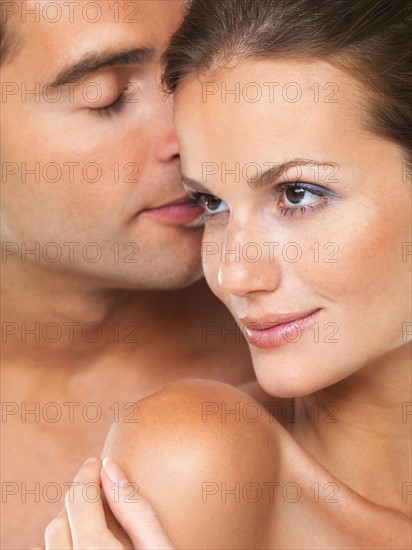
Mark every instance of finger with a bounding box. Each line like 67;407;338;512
101;457;174;550
44;508;72;549
65;457;122;549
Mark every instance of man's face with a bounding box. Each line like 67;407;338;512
1;0;204;289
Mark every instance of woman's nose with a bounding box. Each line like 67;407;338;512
217;236;282;298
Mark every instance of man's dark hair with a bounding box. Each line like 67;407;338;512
1;0;20;65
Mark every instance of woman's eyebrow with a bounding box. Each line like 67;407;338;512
249;159;338;189
48;46;155;88
182;175;211;194
182;159;338;192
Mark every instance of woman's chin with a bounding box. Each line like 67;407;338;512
253;356;340;399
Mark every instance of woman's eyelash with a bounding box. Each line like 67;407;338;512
186;192;217;220
187;192;207;207
279;199;329;216
273;181;333;216
274;181;329;198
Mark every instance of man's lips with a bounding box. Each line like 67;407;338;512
239;308;321;348
139;196;204;224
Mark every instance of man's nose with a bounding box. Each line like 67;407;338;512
217;232;282;298
154;100;180;163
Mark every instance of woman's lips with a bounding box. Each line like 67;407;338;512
140;199;204;225
241;309;321;349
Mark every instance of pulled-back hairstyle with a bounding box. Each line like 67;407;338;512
162;0;411;153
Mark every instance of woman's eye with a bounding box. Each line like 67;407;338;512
276;182;332;215
282;186;321;207
187;192;228;218
203;195;229;215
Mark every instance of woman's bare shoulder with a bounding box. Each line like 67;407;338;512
102;379;411;549
102;378;279;549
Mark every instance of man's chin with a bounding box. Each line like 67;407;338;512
144;261;204;291
99;253;204;291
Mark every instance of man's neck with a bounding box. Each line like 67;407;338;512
2;261;248;374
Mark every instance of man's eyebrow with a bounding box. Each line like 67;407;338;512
182;159;338;193
49;47;155;88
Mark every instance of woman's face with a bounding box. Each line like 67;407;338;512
174;59;411;397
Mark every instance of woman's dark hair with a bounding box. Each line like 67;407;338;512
162;0;411;153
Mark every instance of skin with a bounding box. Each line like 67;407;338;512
46;57;411;548
46;380;411;549
176;59;411;519
0;1;254;547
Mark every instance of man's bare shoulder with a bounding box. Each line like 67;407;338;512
103;378;279;549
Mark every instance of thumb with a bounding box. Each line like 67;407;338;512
101;457;174;550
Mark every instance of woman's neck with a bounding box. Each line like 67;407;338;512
292;341;412;518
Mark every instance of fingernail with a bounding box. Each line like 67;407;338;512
102;456;129;487
83;456;98;465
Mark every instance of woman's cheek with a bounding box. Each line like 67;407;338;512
202;247;223;297
304;200;410;350
202;225;227;301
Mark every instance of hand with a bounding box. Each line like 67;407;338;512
45;456;174;549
